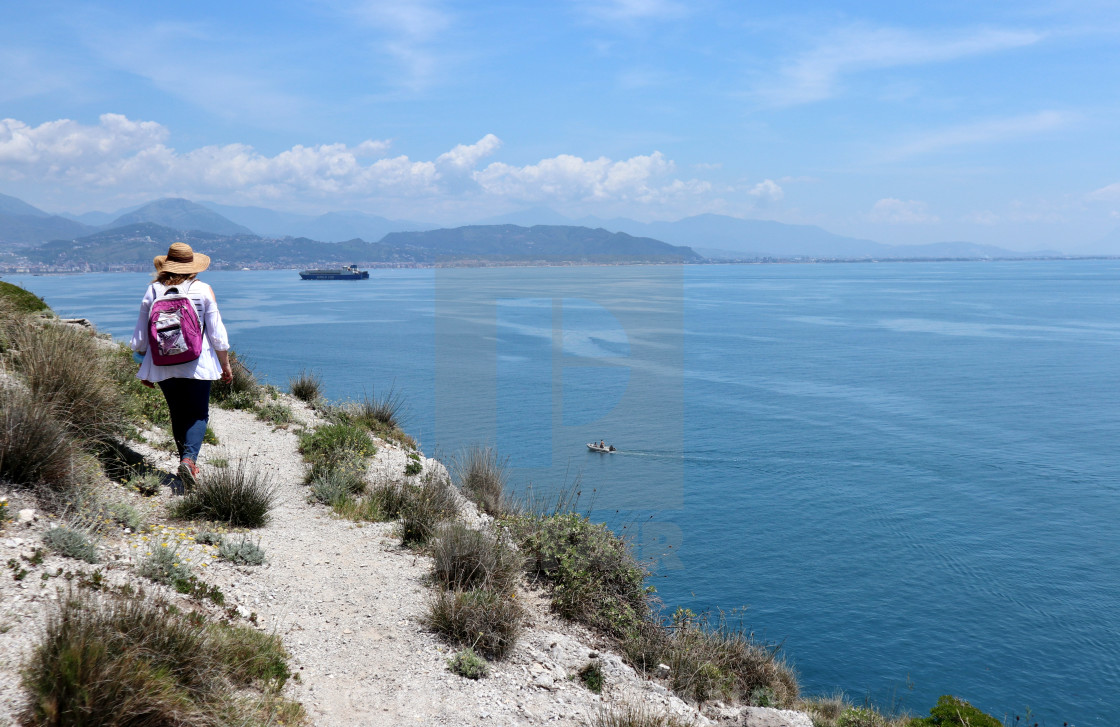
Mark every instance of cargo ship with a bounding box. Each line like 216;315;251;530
299;265;370;280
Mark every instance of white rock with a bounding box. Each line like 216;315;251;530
736;706;814;727
17;509;36;524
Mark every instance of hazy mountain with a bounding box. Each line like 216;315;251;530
381;224;701;261
21;222;698;268
290;211;433;243
61;209;133;226
110;198;254;236
198;202;315;237
0;193;95;249
0;192;50;218
200;202;433;241
476;207;581;227
24;223;410;268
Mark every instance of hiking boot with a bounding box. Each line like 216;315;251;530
178;458;199;492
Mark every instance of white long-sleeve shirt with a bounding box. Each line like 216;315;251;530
130;280;230;383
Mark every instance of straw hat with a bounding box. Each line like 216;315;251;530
154;242;210;274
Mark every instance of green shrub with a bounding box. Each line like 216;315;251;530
255;401;293;426
0;387;83;493
453;446;508;516
138;541;193;587
423;588;524;659
210;351;259;409
299;422;376;469
288;369;322;403
512;511;649;638
447;648;489;679
125;469;163;496
908;696;1002;727
219;536;266;566
578;661;604;693
42;526;98;563
0;281;49;313
399;473;460;547
309;473;357;509
170;459;277;528
404;452;423;477
20;587;298;726
430;522;521;592
331;392;417;449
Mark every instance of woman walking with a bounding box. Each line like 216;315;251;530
130;242;233;490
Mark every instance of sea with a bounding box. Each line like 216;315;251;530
7;259;1119;726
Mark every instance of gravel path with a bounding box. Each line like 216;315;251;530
1;391;811;727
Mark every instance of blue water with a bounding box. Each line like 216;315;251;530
8;260;1119;726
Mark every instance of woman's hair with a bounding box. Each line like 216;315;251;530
153;272;198;286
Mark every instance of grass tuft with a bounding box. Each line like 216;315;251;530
399;472;460;547
20;587;297;726
42;525;98;563
4;316;124;446
170;459;277;528
622;609;798;707
0;387;83;494
590;703;698;727
423;588;524;660
447;647;489;680
218;536;266;566
288;369;323;403
429;522;521;592
453;446;508;517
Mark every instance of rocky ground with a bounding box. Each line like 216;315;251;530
0;390;812;727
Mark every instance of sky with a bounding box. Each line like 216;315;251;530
2;0;1120;251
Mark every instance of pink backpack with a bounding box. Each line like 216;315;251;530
148;281;204;366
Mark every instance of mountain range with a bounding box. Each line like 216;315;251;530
0;192;1111;263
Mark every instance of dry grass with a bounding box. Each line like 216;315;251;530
623;609;798;707
590;703;698;727
429;522;522;592
399;472;460;547
20;587;298;726
4;316;124;446
453;446;509;517
423;588;524;660
0;386;86;495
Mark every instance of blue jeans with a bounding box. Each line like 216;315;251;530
158;379;212;462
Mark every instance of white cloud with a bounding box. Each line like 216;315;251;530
869;198;939;224
0;115;718;217
759;25;1042;106
327;0;453;90
472;151;709;204
436;134;502;172
1088;182;1120;203
748;179;783;202
883;110;1072;161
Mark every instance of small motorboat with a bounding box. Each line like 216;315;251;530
587;442;616;453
